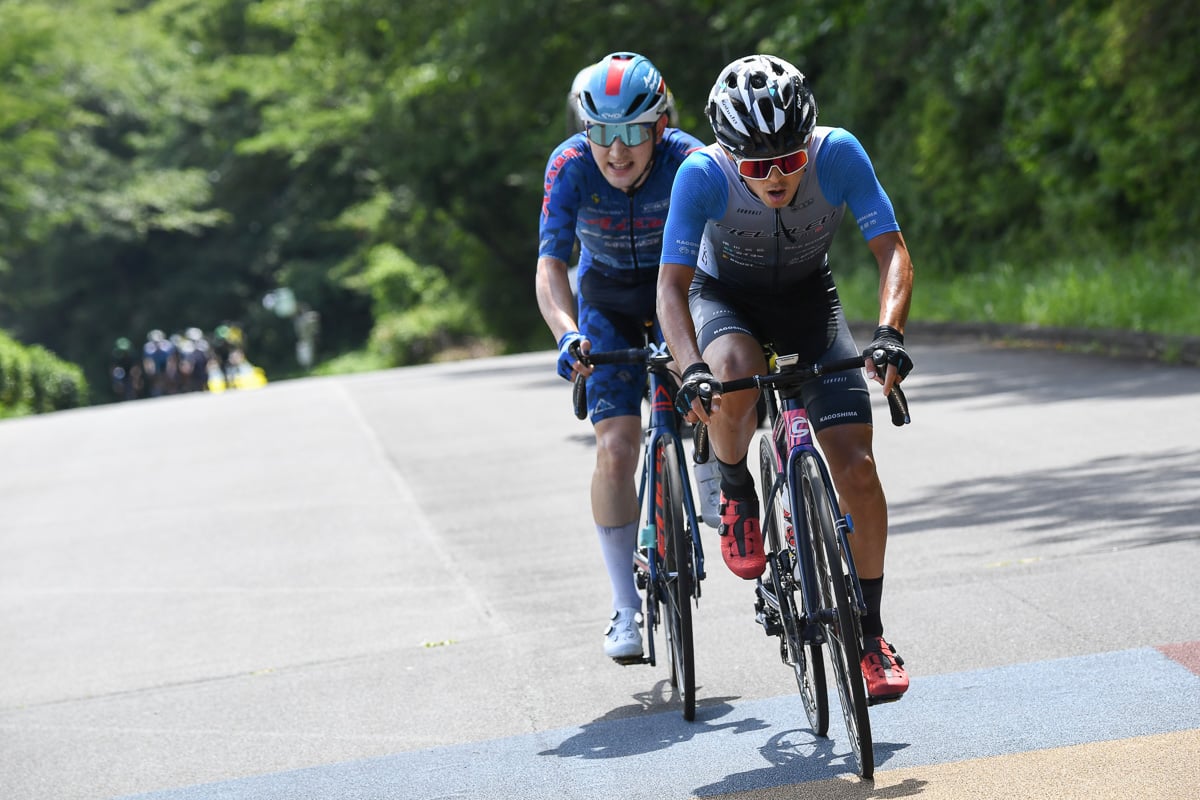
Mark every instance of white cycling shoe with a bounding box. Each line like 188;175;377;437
604;607;644;661
693;458;722;528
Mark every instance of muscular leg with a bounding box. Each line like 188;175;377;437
815;422;887;579
819;421;908;694
700;334;771;579
590;414;643;612
701;332;767;469
590;415;641;526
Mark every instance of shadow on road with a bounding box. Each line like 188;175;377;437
539;683;920;796
694;729;918;797
913;344;1200;406
891;448;1200;550
538;684;768;760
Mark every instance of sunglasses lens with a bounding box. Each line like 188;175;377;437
586;123;651;147
737;148;809;179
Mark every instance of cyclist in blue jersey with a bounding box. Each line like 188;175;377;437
536;52;713;663
657;54;913;701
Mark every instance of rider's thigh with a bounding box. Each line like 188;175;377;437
702;331;765;380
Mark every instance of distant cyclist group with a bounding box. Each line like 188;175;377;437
537;50;915;707
109;324;254;401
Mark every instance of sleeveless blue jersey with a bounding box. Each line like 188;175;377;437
661;127;900;290
539;129;704;284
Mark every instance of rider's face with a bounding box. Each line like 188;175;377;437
726;148;807;209
588;119;662;192
740;163;806;209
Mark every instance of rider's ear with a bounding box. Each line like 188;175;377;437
655;115;667;142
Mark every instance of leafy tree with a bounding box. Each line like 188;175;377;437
0;0;1196;405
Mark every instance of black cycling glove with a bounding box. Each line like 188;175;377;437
866;325;914;379
675;362;720;416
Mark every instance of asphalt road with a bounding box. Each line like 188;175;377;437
1;341;1198;799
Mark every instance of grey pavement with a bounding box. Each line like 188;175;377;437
1;341;1198;799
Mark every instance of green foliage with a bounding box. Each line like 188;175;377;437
0;0;1197;410
836;247;1198;338
0;331;89;417
348;244;485;367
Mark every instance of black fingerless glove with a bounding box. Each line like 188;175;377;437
675;362;720;416
866;325;914;379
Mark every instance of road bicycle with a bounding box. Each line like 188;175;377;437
570;334;707;721
695;351;909;777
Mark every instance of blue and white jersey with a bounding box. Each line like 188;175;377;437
661;127;900;290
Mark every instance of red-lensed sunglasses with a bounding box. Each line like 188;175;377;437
735;147;809;180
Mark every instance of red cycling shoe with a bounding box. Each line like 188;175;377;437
861;635;909;701
718;494;765;579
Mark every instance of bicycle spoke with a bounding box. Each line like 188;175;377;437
802;452;873;778
758;436;828;736
655;437;695;721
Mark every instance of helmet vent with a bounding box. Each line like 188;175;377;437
626;93;649;117
755;97;780;132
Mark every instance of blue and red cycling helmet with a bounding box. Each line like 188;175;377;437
577;52;670;125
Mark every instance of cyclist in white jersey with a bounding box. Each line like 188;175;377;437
657;54;913;701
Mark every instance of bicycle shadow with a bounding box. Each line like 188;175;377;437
538;683;915;796
693;729;917;797
538;682;769;760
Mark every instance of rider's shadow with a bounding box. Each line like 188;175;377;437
693;729;916;796
538;681;770;760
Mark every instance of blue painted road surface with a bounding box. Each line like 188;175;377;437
118;643;1200;800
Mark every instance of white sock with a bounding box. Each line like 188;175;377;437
596;522;641;611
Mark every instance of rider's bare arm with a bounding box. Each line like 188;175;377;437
535;255;579;343
865;231;914;394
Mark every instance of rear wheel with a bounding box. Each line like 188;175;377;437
800;452;873;778
759;437;828;736
655;436;696;721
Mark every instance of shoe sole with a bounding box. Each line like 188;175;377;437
611;653;646;666
867;690;906;705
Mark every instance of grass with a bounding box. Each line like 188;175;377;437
312;248;1200;377
836;248;1199;339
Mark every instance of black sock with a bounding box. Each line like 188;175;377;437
860;575;884;640
717;456;754;500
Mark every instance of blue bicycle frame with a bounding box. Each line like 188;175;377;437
634;342;707;595
766;395;867;632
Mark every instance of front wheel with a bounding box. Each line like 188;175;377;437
800;451;873;778
759;436;827;736
655;436;696;721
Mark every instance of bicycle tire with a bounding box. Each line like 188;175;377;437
758;436;828;736
799;451;873;778
654;435;696;721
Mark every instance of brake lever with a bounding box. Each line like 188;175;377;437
869;348;911;427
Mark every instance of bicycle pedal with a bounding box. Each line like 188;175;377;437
612;653;647;667
867;692;905;706
755;611;783;637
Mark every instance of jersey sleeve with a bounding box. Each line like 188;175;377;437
815;128;901;242
661;150;729;268
663;127;706;159
538;138;589;262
